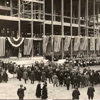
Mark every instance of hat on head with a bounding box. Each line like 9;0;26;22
20;85;23;87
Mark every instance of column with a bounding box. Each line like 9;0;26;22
10;0;13;16
78;0;81;57
18;0;21;36
23;1;25;18
85;0;88;57
31;2;34;57
18;0;21;57
61;0;64;59
70;0;73;58
51;0;54;62
78;0;81;36
43;0;45;56
97;4;100;54
93;0;95;55
43;0;45;36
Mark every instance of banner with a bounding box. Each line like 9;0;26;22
90;37;95;51
64;36;71;51
0;37;5;56
7;37;24;47
24;38;33;55
54;36;62;52
80;37;88;50
96;37;100;51
46;38;52;55
43;36;49;54
74;36;80;51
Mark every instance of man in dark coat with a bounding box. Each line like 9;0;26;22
2;71;8;82
59;73;64;86
42;82;48;99
72;87;80;100
17;69;23;81
66;76;70;90
87;85;95;99
36;82;41;98
17;85;26;100
37;70;41;81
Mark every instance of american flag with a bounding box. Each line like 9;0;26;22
90;37;95;51
96;37;100;51
24;38;33;55
74;36;80;51
54;36;62;52
43;36;49;54
64;36;71;51
0;37;5;56
80;37;88;50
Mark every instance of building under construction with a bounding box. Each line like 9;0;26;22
0;0;100;60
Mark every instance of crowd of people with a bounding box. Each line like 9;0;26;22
0;59;99;99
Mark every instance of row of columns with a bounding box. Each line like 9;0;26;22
17;0;97;60
50;0;97;61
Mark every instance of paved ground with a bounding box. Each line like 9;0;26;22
0;77;100;99
0;65;100;99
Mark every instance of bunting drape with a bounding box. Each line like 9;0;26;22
43;36;50;54
7;37;24;47
64;36;71;51
74;36;80;51
54;36;62;52
90;37;95;51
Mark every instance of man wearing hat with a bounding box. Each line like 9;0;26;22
87;84;95;99
72;87;80;100
17;85;26;100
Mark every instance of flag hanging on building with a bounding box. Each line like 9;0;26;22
0;37;6;56
7;37;24;48
64;36;71;51
54;36;62;52
74;36;80;51
90;37;95;51
43;36;49;54
96;37;100;51
80;37;88;50
24;38;33;55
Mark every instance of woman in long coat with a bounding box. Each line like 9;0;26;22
42;83;48;99
36;82;41;98
23;70;28;84
29;71;35;84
